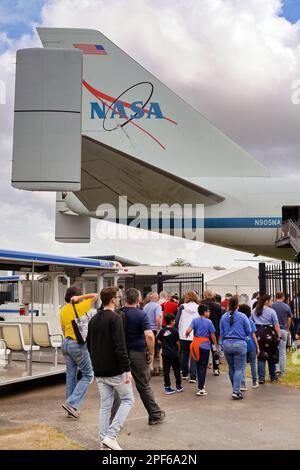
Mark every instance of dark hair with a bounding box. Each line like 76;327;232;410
255;294;271;317
214;294;221;303
229;296;239;325
165;313;175;325
125;288;140;305
100;287;118;307
118;285;124;290
65;286;82;303
275;291;285;300
252;291;260;299
239;303;251;318
198;304;209;316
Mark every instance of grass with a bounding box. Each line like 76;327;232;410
0;424;85;450
277;351;300;388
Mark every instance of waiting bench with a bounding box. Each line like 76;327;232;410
32;322;63;366
0;321;63;366
0;323;40;371
0;338;11;368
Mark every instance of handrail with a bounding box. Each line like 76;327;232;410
276;219;300;254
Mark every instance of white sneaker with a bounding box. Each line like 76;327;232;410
196;389;208;396
102;436;123;451
213;369;220;376
240;382;248;391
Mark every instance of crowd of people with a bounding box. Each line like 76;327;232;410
59;285;298;451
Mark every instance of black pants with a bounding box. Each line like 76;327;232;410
162;355;181;388
196;348;210;390
129;350;162;420
211;335;220;371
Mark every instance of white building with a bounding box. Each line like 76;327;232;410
120;265;259;300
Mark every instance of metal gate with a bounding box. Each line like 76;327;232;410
158;272;204;299
259;261;300;333
124;271;204;300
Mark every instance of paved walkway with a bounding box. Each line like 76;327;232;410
0;371;299;450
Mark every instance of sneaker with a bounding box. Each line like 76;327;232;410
181;376;188;380
271;377;279;383
176;385;184;393
148;410;166;425
213;369;220;376
240;382;247;391
258;380;265;384
189;378;197;383
164;386;176;395
102;436;122;451
196;389;208;396
252;381;259;388
232;392;243;400
62;402;80;418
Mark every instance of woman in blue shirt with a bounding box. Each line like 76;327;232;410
251;294;280;384
220;296;251;399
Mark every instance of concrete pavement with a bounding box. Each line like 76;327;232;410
0;370;299;450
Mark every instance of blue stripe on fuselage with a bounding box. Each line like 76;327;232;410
114;217;282;228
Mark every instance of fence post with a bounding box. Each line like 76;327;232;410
259;263;266;295
157;272;163;293
282;261;287;296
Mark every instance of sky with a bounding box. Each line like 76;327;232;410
0;0;300;268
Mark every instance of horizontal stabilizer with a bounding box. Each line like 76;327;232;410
71;136;225;213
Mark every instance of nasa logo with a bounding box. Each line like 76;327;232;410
90;100;164;120
83;79;177;149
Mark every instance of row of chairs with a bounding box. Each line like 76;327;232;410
0;322;63;371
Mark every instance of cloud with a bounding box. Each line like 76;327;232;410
0;0;299;266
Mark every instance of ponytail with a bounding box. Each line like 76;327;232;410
229;295;239;325
255;294;271;317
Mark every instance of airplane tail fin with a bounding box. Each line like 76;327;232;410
37;27;270;179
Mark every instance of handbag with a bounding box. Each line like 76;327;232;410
71;302;93;344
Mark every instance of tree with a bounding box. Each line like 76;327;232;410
169;258;192;267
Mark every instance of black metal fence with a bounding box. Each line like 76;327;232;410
123;271;204;300
259;261;300;334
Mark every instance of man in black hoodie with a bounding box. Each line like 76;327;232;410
87;287;134;451
201;290;222;376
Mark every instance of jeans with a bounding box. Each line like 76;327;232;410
258;359;276;382
162;355;181;388
62;338;94;409
196;348;210;390
129;350;162;420
96;374;134;441
180;340;196;380
279;329;288;375
223;340;247;393
242;349;257;383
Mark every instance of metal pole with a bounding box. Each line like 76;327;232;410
258;263;266;295
28;262;35;376
282;261;288;297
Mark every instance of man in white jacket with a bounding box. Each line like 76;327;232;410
175;291;200;383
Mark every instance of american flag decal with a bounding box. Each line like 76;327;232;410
73;44;107;55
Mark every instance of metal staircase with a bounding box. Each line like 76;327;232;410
276;219;300;260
